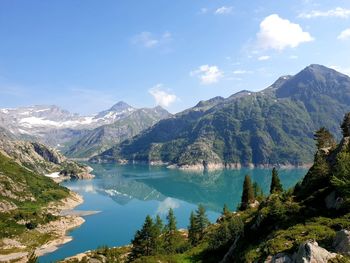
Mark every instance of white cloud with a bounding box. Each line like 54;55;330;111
132;31;172;48
190;65;223;85
233;70;253;74
338;28;350;40
156;197;180;215
289;55;298;59
148;84;177;107
215;6;233;15
299;7;350;19
257;14;314;51
258;55;270;61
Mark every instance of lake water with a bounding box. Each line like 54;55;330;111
39;164;307;262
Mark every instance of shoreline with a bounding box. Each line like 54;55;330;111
90;159;312;172
0;192;87;263
36;192;86;257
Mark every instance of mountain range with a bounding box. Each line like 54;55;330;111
0;102;170;158
91;65;350;170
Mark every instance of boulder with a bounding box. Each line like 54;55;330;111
325;191;344;210
265;253;292;263
294;241;337;263
249;200;260;209
333;230;350;255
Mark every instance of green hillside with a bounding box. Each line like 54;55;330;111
0;151;69;250
92;65;350;169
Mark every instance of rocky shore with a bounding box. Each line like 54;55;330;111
0;192;86;263
167;162;312;172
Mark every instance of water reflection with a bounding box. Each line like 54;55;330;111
87;164;307;212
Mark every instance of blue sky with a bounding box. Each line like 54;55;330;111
0;0;350;115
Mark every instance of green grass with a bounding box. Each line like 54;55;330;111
0;151;71;253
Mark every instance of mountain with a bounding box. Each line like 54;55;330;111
0;127;91;179
0;148;85;261
95;101;135;119
61;114;350;262
91;65;350;169
0;151;70;213
65;106;170;158
0;101;167;151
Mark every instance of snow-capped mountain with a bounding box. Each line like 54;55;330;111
0;101;136;133
94;101;136;121
0;102;169;149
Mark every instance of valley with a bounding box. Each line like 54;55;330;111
1;64;350;263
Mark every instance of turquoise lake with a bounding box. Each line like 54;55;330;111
39;164;307;262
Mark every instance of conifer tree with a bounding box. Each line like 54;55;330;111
154;214;164;236
188;211;197;245
166;208;177;232
130;215;157;260
164;208;178;252
341;112;350;137
154;214;164;253
314;127;336;149
240;175;254;210
195;205;209;239
270;168;283;194
188;205;210;246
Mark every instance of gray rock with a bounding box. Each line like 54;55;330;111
265;253;292;263
333;230;350;255
294;241;337;263
325;191;344;210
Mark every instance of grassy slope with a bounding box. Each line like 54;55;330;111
0;152;69;254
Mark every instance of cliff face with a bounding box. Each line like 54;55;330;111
0;128;91;179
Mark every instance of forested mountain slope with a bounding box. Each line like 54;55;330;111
92;65;350;169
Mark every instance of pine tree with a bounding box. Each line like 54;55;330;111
129;215;157;260
314;127;336;149
332;151;350;196
195;205;209;240
154;214;164;236
164;208;178;252
270;168;283;194
341;112;350;137
188;211;197;246
188;205;210;246
240;175;254;210
154;214;164;253
166;208;177;232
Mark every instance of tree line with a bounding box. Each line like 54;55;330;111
129;167;285;261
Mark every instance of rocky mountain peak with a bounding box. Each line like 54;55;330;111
109;101;134;112
275;64;350;100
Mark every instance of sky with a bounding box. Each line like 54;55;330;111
0;0;350;115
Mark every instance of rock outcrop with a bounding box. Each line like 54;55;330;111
265;241;339;263
0;128;93;180
333;230;350;256
265;253;292;263
294;241;337;263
